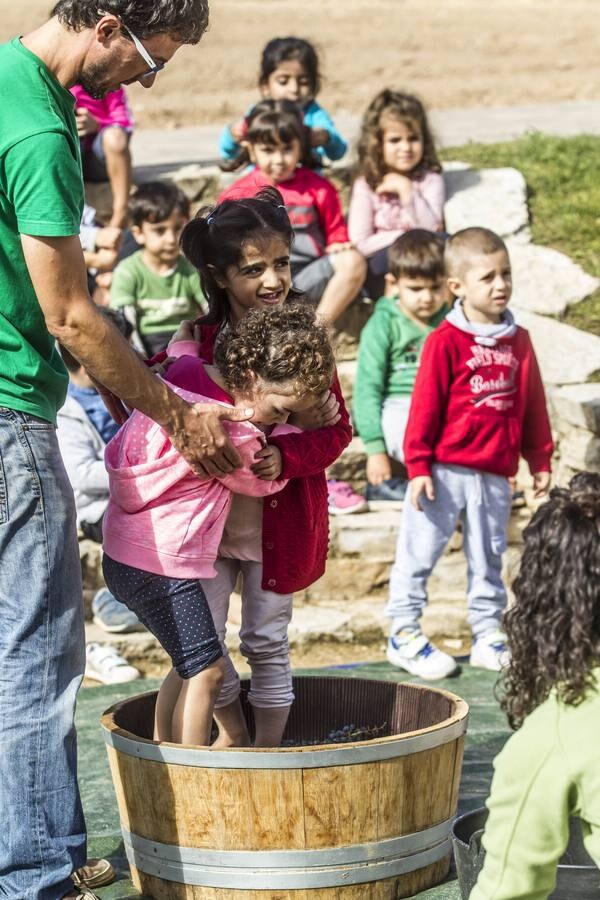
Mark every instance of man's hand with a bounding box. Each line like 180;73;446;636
289;389;340;430
410;475;435;511
251;444;283;480
533;471;551;498
75;107;100;138
95;227;123;252
367;452;392;486
171;403;254;477
376;172;413;202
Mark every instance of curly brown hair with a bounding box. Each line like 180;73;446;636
355;89;441;191
213;304;334;400
500;472;600;730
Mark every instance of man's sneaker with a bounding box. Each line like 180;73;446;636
73;858;116;890
366;477;407;503
92;588;143;633
470;630;510;671
85;643;141;685
387;630;459;680
327;479;368;515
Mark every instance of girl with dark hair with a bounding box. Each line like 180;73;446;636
166;188;353;744
472;472;600;898
219;35;347;167
218;102;366;325
348;89;445;300
103;302;336;748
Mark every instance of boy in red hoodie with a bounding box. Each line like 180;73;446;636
386;227;553;679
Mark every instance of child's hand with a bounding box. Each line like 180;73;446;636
376;172;413;202
230;118;247;142
367;453;392;486
92;247;119;273
75;107;100;138
171;319;202;344
326;241;354;254
289;390;340;430
251;444;283;480
309;127;330;148
533;471;551;498
410;475;435;511
95;227;123;252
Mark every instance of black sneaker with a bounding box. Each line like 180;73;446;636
365;478;407;502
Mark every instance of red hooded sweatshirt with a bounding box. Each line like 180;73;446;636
404;306;553;480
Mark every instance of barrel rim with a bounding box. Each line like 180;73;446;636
100;680;469;768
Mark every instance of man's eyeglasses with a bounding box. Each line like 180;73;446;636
120;21;165;79
98;11;165;80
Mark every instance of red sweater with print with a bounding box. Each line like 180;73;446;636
219;167;349;269
167;325;352;594
404;320;553;479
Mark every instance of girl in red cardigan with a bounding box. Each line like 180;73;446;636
174;187;352;747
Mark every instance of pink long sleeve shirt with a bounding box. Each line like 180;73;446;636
103;356;291;580
348;171;445;257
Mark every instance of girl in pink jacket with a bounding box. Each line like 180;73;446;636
102;304;334;747
348;89;446;301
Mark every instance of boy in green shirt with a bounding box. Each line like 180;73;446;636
111;181;206;355
353;229;447;501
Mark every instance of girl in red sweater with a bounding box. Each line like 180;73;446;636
174;187;352;746
219;99;366;325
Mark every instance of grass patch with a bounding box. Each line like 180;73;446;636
441;133;600;337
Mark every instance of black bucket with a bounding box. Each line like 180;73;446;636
452;807;600;899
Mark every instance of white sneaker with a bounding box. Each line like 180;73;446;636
85;642;141;685
470;630;510;672
386;630;459;680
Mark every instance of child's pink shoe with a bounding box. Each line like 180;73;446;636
327;479;368;515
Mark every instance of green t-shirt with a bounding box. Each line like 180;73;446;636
0;38;83;424
110;251;206;335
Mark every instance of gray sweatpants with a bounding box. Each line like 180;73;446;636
381;395;412;463
386;464;512;638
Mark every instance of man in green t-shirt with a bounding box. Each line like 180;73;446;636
0;4;254;899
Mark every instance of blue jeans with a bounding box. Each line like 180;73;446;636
0;409;86;899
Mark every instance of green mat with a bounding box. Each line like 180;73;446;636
78;661;510;899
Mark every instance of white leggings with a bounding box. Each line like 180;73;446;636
201;558;294;709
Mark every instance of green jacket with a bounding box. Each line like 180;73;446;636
352;298;447;455
471;667;600;900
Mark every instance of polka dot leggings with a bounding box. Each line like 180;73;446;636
103;555;223;679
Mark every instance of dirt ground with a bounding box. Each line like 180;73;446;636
5;1;600;130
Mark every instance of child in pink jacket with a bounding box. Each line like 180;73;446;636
71;85;134;229
102;304;335;747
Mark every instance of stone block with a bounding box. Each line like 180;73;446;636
327;436;367;485
508;241;599;316
550;383;600;435
557;427;600;472
332;297;374;360
512;309;600;385
443;164;530;241
337;359;356;407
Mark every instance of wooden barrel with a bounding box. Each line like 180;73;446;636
101;676;468;899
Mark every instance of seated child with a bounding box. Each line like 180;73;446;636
353;230;447;503
348;89;445;301
71;84;134;229
219;36;347;168
471;473;600;899
110;181;206;356
219;99;366;324
386;227;553;679
102;303;336;746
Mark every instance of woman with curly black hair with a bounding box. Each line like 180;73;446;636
471;472;600;899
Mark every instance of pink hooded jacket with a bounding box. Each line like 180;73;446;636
103;374;292;580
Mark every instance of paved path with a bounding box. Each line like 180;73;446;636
131;100;600;173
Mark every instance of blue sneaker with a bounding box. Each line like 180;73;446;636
366;477;407;502
92;588;143;634
387;629;459;680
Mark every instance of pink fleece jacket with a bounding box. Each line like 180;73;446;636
103;365;292;579
70;85;134;150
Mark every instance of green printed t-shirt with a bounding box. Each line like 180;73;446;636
110;251;206;335
0;38;83;424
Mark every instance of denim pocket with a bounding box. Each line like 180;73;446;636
17;411;55;431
